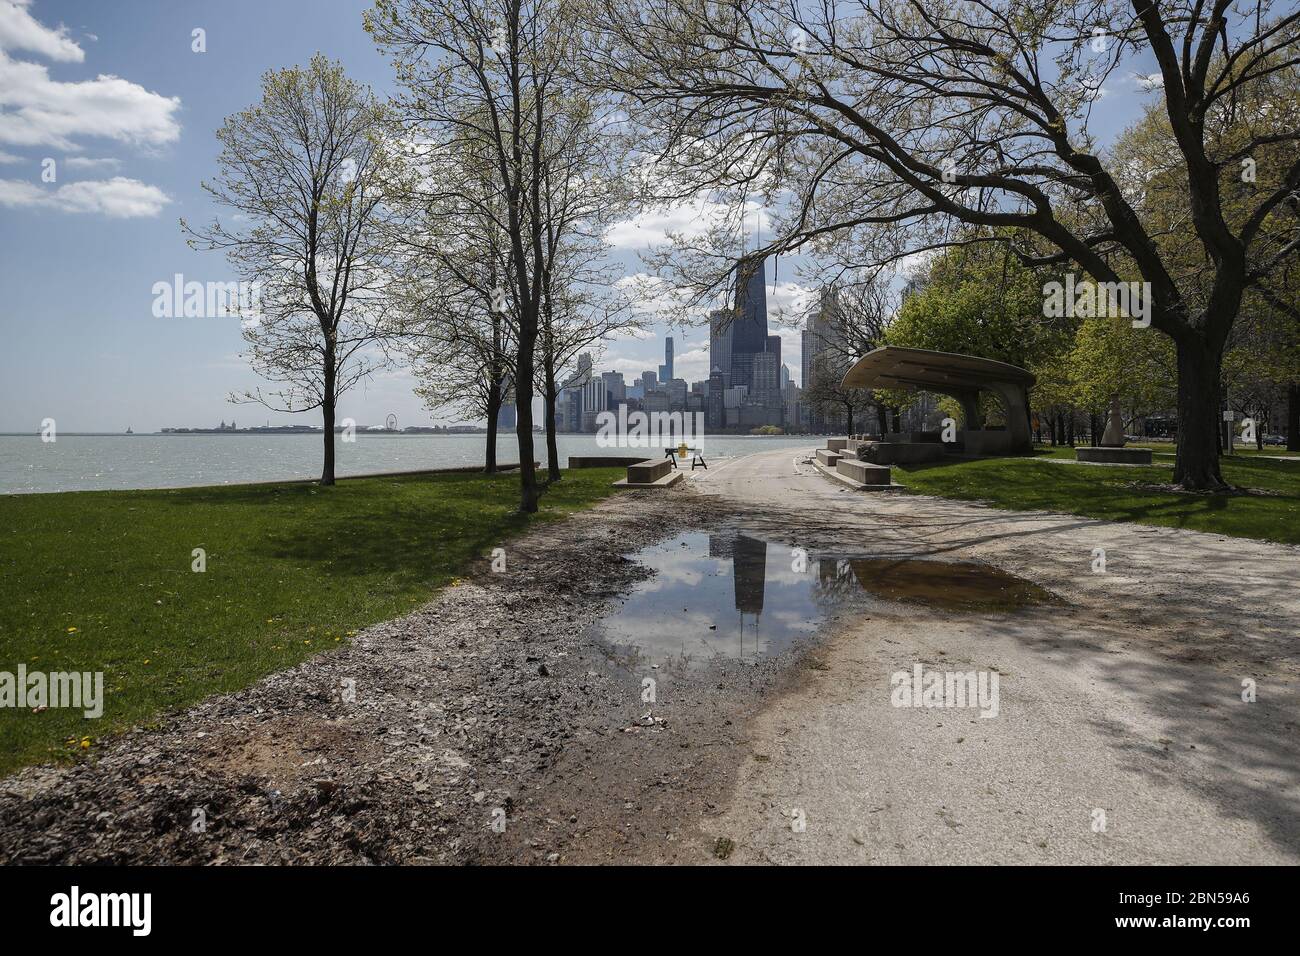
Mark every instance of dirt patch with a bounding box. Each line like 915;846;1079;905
0;488;805;865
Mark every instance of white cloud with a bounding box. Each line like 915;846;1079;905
605;196;773;250
0;175;169;216
0;0;84;62
1134;72;1164;91
0;3;181;151
767;280;816;326
0;52;182;149
615;272;715;325
0;174;39;204
64;155;119;171
671;345;710;383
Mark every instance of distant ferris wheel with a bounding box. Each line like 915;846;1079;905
385;413;398;432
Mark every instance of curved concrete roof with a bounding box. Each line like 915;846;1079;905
841;346;1036;392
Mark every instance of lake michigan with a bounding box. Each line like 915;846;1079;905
0;433;819;494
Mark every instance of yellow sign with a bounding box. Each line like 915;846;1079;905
677;442;689;458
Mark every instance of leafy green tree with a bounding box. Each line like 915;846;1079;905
1067;314;1176;436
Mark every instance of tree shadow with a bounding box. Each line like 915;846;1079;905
723;500;1300;854
157;474;529;582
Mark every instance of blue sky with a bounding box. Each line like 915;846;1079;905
0;0;1160;432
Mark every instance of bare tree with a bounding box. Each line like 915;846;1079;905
801;280;893;432
588;0;1300;489
370;0;593;512
803;350;874;434
385;133;519;471
183;55;395;485
396;274;518;471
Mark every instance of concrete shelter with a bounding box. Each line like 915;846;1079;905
841;346;1036;454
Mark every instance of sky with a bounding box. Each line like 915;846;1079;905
0;0;1160;433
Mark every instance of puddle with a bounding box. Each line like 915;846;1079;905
591;531;1054;670
818;557;1057;611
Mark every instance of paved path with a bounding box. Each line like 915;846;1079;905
686;448;1300;864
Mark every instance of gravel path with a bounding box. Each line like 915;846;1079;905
689;448;1300;864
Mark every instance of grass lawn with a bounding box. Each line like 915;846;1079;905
0;468;621;776
895;447;1300;545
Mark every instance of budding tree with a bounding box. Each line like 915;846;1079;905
183;55;396;485
386;133;519;472
370;0;605;512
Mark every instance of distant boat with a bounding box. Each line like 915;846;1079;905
125;426;134;434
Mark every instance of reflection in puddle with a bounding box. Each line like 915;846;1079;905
592;531;1054;671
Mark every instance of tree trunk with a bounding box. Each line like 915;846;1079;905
1288;383;1299;451
890;407;901;432
544;381;560;483
1172;335;1227;490
875;404;888;438
515;326;540;514
320;352;336;486
484;378;501;474
844;402;854;435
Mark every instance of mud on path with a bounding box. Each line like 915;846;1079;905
0;488;811;865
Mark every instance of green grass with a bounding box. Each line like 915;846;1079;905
895;447;1300;544
0;468;621;776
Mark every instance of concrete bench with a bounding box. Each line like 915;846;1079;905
1076;447;1152;465
626;458;674;483
837;458;892;485
857;442;946;465
815;448;844;467
569;456;650;469
826;438;849;452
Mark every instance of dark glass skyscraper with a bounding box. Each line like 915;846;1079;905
728;260;769;389
732;259;769;354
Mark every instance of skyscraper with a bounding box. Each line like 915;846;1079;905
732;260;770;355
801;287;845;433
709;309;732;387
658;336;674;383
727;259;770;390
707;256;787;430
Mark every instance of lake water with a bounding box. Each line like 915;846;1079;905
0;433;820;494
